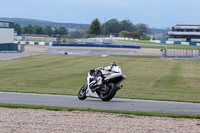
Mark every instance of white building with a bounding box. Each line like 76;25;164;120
0;20;17;51
167;25;200;42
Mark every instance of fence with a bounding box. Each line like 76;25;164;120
78;38;113;44
161;49;200;57
151;39;200;46
52;43;141;49
87;37;138;44
14;41;53;46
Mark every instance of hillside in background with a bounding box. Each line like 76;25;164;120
0;17;169;38
0;17;89;30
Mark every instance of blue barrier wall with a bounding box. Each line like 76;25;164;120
189;42;196;46
15;41;51;46
34;42;39;45
160;41;166;44
0;43;18;51
52;43;140;49
174;41;181;44
151;40;200;46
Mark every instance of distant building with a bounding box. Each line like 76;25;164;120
15;34;54;42
21;34;49;40
167;25;200;42
0;20;18;51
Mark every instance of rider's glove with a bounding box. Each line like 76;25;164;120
89;69;95;75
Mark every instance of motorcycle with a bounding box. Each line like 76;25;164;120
78;66;126;101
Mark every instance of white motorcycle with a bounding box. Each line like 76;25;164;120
78;66;126;101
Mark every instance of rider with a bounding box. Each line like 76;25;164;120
89;62;118;89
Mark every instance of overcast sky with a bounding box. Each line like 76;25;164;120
0;0;199;28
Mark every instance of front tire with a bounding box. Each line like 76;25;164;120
100;83;117;101
78;84;87;100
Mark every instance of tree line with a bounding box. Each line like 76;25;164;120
88;18;150;39
14;23;68;36
14;18;150;39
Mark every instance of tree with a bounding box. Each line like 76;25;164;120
14;23;22;35
53;27;59;36
134;23;149;38
32;25;43;34
88;18;101;35
70;30;81;38
43;25;53;36
120;19;133;32
135;28;144;37
102;19;121;35
119;31;130;37
119;31;140;39
58;26;68;36
135;23;149;35
22;24;33;34
70;29;88;38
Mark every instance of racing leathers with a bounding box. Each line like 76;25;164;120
89;66;113;90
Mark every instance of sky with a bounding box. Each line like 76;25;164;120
0;0;200;28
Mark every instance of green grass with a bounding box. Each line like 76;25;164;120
141;45;200;50
61;38;76;42
29;38;76;42
120;40;200;50
120;40;161;45
0;54;200;103
29;38;52;42
0;103;200;119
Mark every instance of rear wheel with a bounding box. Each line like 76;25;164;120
100;83;117;101
78;84;87;100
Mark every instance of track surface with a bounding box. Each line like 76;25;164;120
0;53;33;60
0;92;200;115
45;48;136;56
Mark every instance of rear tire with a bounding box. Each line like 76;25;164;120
78;84;87;100
100;83;117;101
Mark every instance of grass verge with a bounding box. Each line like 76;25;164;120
0;103;200;119
28;38;77;43
61;38;77;42
120;40;200;50
1;54;200;103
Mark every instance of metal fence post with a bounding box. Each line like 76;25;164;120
198;48;200;57
192;50;193;57
161;49;166;57
20;44;25;53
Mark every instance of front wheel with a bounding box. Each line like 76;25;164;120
78;84;87;100
100;83;117;101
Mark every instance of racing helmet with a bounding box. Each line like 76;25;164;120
110;62;117;67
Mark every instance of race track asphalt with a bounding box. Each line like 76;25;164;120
0;53;34;60
0;92;200;115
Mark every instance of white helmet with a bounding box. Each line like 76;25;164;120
110;62;117;67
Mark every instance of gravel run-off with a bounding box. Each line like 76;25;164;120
0;108;200;133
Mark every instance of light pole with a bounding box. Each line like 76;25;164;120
104;18;106;37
